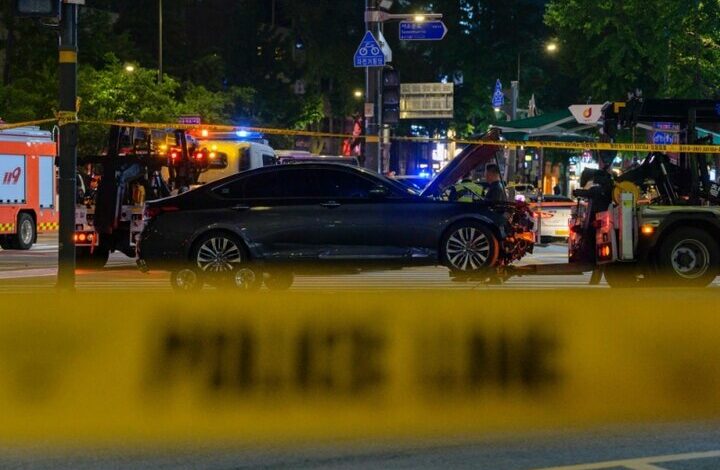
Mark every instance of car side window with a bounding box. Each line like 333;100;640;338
314;169;377;199
214;172;279;199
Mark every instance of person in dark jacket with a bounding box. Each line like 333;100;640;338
484;164;507;202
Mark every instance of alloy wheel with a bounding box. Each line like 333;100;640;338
445;227;491;271
196;236;243;272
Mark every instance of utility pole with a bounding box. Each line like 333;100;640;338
57;0;82;290
364;0;379;172
158;0;163;84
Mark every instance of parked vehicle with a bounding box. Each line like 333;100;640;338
529;195;574;241
138;139;535;290
0;127;58;250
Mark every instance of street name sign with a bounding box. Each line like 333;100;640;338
400;83;454;119
354;31;387;67
399;20;448;41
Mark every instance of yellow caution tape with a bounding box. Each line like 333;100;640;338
55;110;78;126
2;117;720;153
1;289;720;446
0;118;57;131
86;120;720;154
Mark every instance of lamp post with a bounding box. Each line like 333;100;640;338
514;41;559;118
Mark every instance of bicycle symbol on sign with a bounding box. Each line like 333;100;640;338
359;44;380;56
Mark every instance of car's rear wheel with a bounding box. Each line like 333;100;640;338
191;232;264;290
193;232;247;273
441;221;499;273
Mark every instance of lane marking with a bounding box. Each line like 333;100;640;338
0;268;57;280
534;449;720;470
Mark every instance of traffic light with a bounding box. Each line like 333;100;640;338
382;68;400;125
14;0;61;18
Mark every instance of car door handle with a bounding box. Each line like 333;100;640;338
320;201;341;208
231;204;250;211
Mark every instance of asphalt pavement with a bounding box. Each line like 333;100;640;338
2;422;720;469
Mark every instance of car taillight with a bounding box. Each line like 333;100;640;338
143;205;179;221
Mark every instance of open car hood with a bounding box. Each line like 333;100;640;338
420;129;501;198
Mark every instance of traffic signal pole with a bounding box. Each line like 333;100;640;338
57;0;80;290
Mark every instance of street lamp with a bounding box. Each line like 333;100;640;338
546;42;558;53
124;64;135;73
414;14;426;22
353;89;363;99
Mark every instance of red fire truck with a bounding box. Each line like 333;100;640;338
0;127;58;250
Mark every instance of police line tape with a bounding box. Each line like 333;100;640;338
4;117;720;154
1;289;720;446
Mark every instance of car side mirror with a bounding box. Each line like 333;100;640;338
369;185;389;199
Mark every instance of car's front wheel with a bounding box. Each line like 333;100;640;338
441;221;499;273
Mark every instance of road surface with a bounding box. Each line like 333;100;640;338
0;233;667;291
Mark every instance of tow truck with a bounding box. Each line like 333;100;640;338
75;125;227;268
501;97;720;287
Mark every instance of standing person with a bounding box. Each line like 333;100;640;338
484;164;507;202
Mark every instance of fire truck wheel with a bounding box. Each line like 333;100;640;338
656;227;719;287
11;213;35;250
441;221;499;273
76;246;110;269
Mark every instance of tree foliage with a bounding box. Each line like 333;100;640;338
545;0;720;100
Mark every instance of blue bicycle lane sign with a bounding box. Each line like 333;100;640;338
354;31;386;68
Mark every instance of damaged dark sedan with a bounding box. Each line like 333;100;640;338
137;132;535;290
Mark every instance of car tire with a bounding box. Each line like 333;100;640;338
655;227;719;287
264;270;294;291
191;231;249;275
441;221;499;273
76;245;110;269
11;213;35;250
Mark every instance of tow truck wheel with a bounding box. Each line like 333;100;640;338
11;213;35;250
603;263;642;288
264;270;294;291
656;227;719;287
441;221;499;273
76;246;110;269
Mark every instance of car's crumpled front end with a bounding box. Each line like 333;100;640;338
421;129;535;266
492;200;535;266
